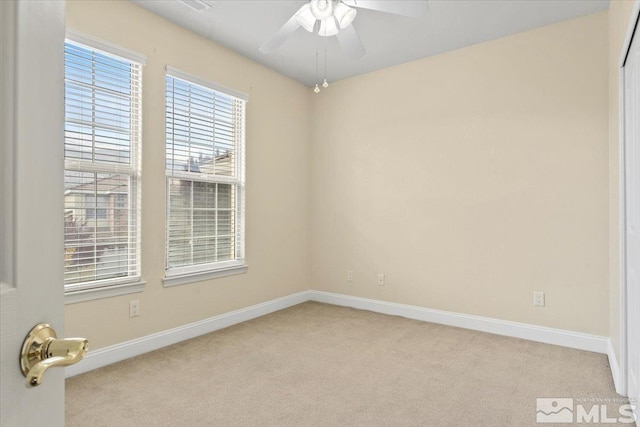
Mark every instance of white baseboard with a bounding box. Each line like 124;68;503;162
308;291;609;354
67;289;611;379
65;291;309;377
607;339;625;395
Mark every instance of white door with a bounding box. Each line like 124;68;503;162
1;1;67;426
624;14;640;422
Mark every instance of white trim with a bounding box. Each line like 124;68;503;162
65;280;145;305
619;65;629;397
163;264;248;287
618;0;640;399
165;259;245;277
165;65;249;102
68;290;616;379
308;291;609;354
65;290;308;377
65;30;146;65
620;64;630;397
608;338;624;395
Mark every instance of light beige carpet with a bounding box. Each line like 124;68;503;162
66;302;626;426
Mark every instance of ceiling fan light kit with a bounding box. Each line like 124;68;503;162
295;1;355;36
333;2;357;29
261;0;430;57
298;0;357;93
259;0;429;92
319;18;340;37
295;4;317;32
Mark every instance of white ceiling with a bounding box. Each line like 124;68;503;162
131;0;609;87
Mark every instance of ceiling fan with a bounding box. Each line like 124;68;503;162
259;0;428;59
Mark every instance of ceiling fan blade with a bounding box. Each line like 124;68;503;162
342;0;428;17
336;25;366;59
259;13;302;54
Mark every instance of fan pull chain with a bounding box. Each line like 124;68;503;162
314;29;320;93
323;30;329;88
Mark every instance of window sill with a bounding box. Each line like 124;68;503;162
65;280;146;305
162;264;248;288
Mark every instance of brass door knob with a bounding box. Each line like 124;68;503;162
20;323;88;387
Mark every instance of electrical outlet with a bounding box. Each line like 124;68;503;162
129;300;140;317
377;273;385;286
347;270;354;282
533;291;545;307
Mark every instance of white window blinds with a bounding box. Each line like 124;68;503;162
165;72;246;274
63;40;142;289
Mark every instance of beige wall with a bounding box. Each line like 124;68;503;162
64;1;311;349
608;0;636;362
66;1;621;352
310;12;610;335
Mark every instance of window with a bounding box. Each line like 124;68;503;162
164;68;247;284
63;37;143;293
85;194;109;219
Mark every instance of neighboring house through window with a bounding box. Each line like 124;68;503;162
164;68;247;286
63;34;144;296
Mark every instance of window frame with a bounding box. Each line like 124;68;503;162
163;67;248;287
63;32;146;303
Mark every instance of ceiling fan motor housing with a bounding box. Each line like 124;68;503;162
310;0;334;20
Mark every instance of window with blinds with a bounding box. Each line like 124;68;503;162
165;70;246;277
63;40;142;290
